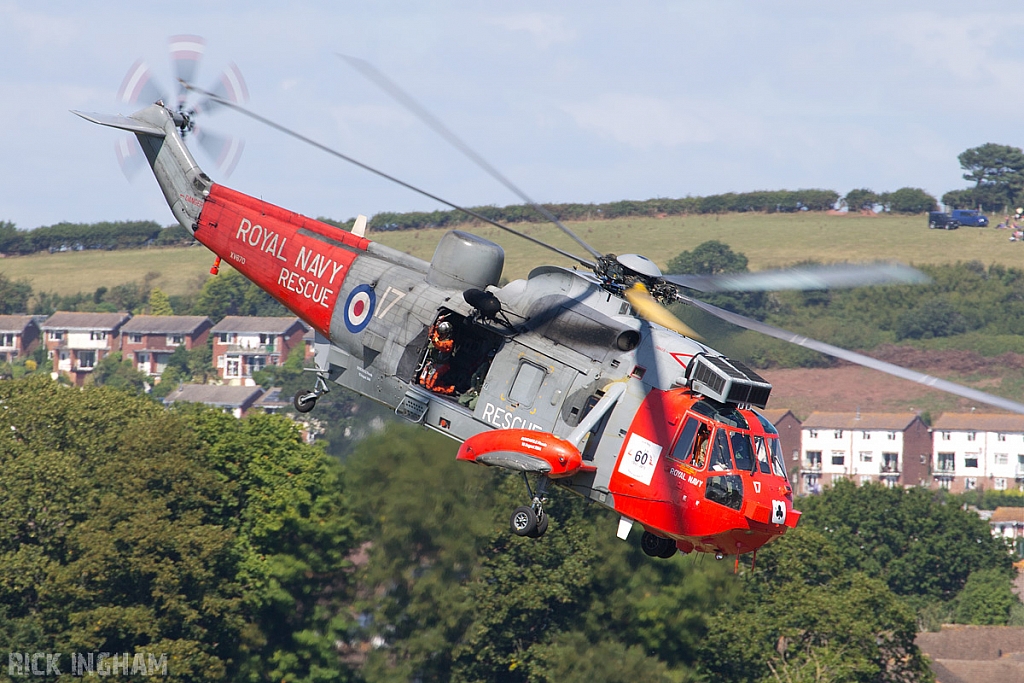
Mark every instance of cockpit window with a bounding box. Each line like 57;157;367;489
709;429;732;471
670;417;701;463
693;423;712;469
769;437;788;479
755;412;780;436
730;431;755;471
691;400;749;430
753;436;772;474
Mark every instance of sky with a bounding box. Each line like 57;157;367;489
3;1;1024;231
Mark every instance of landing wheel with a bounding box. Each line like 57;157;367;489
293;390;318;413
510;506;538;537
641;531;676;558
527;511;549;538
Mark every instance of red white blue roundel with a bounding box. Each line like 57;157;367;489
344;285;376;333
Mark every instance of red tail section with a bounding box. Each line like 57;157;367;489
194;185;370;336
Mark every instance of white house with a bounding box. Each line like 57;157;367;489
931;413;1024;493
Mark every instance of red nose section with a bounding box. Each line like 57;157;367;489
457;429;591;478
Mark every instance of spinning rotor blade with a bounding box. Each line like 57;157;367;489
182;82;597;267
114;134;146;180
193;126;245;177
339;54;605;261
169;35;205;107
678;293;1024;415
625;284;702;340
665;262;930;293
192;63;249;115
117;60;169;107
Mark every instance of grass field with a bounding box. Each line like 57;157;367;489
3;212;1024;296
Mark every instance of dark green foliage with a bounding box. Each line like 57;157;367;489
0;220;164;255
0;272;32;314
948;488;1024;510
895;299;967;340
844;188;879;212
797;481;1012;601
880;187;937;214
667;240;767;320
0;376;360;682
89;351;148;393
951;568;1021;625
191;269;287;322
699;528;933;683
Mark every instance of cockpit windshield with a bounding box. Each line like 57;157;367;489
669;405;788;480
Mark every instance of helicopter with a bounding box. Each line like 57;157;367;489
73;54;1024;563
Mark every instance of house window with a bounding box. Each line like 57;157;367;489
90;331;107;341
77;351;96;369
831;451;845;466
964;477;977;491
49;331;63;341
998;434;1007;442
967;432;976;442
859;451;873;463
834;430;844;439
941;432;951;440
994;478;1008;491
808;430;818;438
860;475;873;485
938;453;955;472
995;453;1009;466
887;431;896;440
862;432;871;439
167;334;185;345
805;451;822;467
0;333;14;347
225;358;240;377
136;352;149;365
247;355;267;376
259;333;276;350
965;456;979;468
129;333;143;344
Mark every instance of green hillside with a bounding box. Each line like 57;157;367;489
1;212;1022;297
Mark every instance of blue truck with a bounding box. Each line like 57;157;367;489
950;209;989;227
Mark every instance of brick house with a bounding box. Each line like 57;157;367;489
0;315;42;363
759;408;803;490
210;316;308;386
120;315;212;378
41;312;131;386
932;413;1024;493
799;412;932;494
162;383;265;418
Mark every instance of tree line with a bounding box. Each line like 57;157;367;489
0;220;191;256
0;377;1019;682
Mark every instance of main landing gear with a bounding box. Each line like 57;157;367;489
640;530;678;559
509;473;550;538
293;375;330;413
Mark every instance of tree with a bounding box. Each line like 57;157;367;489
951;568;1021;625
958;143;1024;208
89;351;148;393
666;240;766;319
148;287;174;315
0;273;32;314
192;270;287;322
843;189;878;212
880;187;937;214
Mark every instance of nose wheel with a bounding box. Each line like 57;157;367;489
293;375;329;413
509;473;550;538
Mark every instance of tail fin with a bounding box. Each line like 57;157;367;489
72;105;212;233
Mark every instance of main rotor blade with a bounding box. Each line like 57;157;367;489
182;83;596;268
679;294;1024;415
339;54;605;261
665;262;930;293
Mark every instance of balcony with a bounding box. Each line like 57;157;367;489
221;343;276;355
802;462;822;474
934;463;955;479
1016;464;1024;481
880;462;900;474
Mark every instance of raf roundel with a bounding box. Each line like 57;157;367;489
344;284;376;333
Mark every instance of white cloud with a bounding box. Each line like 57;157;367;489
485;13;576;49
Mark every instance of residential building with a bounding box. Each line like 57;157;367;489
120;315;212;377
211;316;308;386
799;412;931;494
931;413;1024;493
989;506;1024;542
41;312;131;386
758;408;802;490
162;383;265;419
0;315;42;363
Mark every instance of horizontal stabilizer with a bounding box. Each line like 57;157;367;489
71;110;166;137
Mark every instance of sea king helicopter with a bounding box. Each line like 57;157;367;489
74;43;1024;563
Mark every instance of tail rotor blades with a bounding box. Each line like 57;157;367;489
117;60;168;107
193;62;249;115
169;35;205;108
193;126;245;177
114;134;146;180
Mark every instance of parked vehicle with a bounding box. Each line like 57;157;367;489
950;209;989;227
928;212;960;230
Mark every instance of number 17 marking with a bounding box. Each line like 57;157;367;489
374;285;406;319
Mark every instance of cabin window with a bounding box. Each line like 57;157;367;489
706;474;743;511
692;424;713;470
709;429;732;471
769;438;787;478
753;436;772;474
670;417;701;463
509;362;546;406
730;431;755;471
